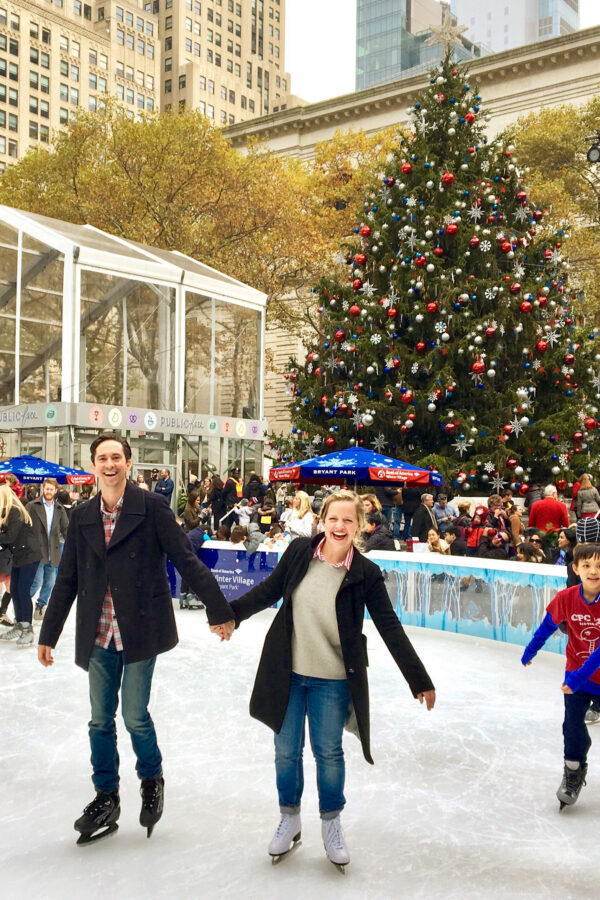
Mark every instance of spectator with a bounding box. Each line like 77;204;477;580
0;545;13;626
275;484;288;517
262;523;290;552
147;469;160;491
516;542;546;564
445;525;467;556
465;507;489;556
550;528;576;567
4;473;24;499
56;488;75;520
374;484;397;529
361;493;383;516
234;498;256;528
576;512;600;546
432;494;458;536
26;484;40;503
230;522;264;554
215;525;231;541
528;484;570;534
311;490;325;515
574;473;600;519
363;511;396;552
209;475;226;532
279;496;294;529
286;491;316;541
454;500;472;538
487;494;509;531
398;484;421;541
136;474;150;492
0;484;42;647
427;528;450;555
478;529;510;561
508;504;525;547
182;491;201;533
523;530;547;562
410;493;438;544
154;469;174;504
223;467;244;510
256;496;278;534
244;473;267;503
186;472;199;495
524;482;543;511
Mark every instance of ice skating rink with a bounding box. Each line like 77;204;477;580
2;606;598;900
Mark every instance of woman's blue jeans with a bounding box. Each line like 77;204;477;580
275;672;350;819
88;641;162;793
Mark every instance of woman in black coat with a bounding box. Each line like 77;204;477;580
208;475;226;532
216;489;435;868
0;484;42;647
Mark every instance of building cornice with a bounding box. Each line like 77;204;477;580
224;25;600;150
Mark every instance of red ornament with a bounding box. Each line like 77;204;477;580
485;326;497;339
400;391;413;405
401;162;413;175
400;425;409;434
444;423;456;435
519;300;532;313
471;360;485;375
414;254;427;267
314;367;322;376
354;253;366;266
573;431;584;442
516;190;527;203
446;223;458;235
385;389;393;400
544;248;553;260
359;225;371;237
465;112;475;124
469;235;480;249
536;339;548;353
349;304;361;317
320;395;327;404
325;437;336;448
503;423;513;435
584;416;596;430
556;479;567;492
352;278;363;291
500;241;512;254
533;210;543;221
442;171;455;186
433;246;444;257
518;483;529;496
386;176;396;187
426;301;439;314
506;457;518;470
564;352;575;365
387;308;398;318
334;329;345;342
415;341;427;353
509;282;521;295
392;358;401;369
537;295;547;307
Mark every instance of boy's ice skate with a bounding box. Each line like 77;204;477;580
322;815;349;872
74;791;120;845
268;812;301;863
139;776;164;838
557;761;587;810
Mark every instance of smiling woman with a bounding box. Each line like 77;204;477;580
223;487;435;870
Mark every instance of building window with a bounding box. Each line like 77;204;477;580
220;110;226;123
235;43;241;57
146;22;154;36
208;78;214;93
84;4;92;20
179;74;186;88
116;83;124;99
30;71;38;89
215;33;221;47
41;52;50;69
137;39;145;54
228;89;234;103
0;8;6;25
165;37;172;51
116;61;124;77
220;85;227;99
126;87;134;103
89;95;97;111
29;120;39;139
40;75;49;93
226;59;233;72
60;83;68;101
89;72;97;89
195;0;201;11
89;49;97;66
136;16;144;31
40;125;49;142
40;99;49;118
186;17;192;30
228;114;234;124
165;15;172;29
207;104;214;118
146;97;154;110
248;99;254;112
10;12;19;30
71;87;79;105
136;70;144;86
165;57;172;71
8;62;17;81
207;8;213;21
185;38;192;51
146;43;154;59
116;6;124;20
227;39;233;53
60;60;69;76
126;11;133;26
117;29;125;45
194;42;200;55
9;39;18;56
199;100;205;114
74;0;82;15
207;49;213;62
194;21;201;35
126;34;134;50
30;47;39;64
126;65;134;80
137;93;144;108
8;139;18;157
146;73;154;89
207;28;213;42
234;62;240;76
215;54;221;66
240;94;246;109
71;65;79;82
60;108;68;124
29;96;38;114
164;78;172;93
100;53;108;69
8;112;17;130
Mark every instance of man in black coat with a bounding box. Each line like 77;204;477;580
38;434;234;844
410;493;438;543
27;478;69;620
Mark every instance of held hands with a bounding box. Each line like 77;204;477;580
209;620;235;642
561;684;573;694
417;689;436;710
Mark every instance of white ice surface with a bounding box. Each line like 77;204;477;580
1;607;598;900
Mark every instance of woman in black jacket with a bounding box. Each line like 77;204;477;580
213;489;435;869
0;484;42;647
208;475;226;532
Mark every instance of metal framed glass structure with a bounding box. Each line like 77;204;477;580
0;205;267;491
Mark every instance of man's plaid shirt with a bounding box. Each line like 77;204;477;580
94;494;124;650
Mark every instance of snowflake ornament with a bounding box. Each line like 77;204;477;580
434;322;447;334
333;251;347;266
342;300;349;312
550;249;563;266
508;416;525;437
514;206;529;224
480;240;492;252
532;359;542;371
546;330;561;348
406;197;417;208
411;362;419;374
558;454;569;468
371;433;387;453
360;280;376;298
468;205;483;222
480;160;490;173
491;474;507;492
351;410;363;429
592;371;600;393
513;263;525;279
452;438;470;457
485;288;495;300
443;214;456;226
370;334;382;344
407;233;418;252
484;461;495;473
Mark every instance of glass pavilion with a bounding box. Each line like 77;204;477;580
0;205;267;487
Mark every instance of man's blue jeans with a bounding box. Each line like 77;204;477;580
88;641;162;793
275;672;350;818
31;562;58;609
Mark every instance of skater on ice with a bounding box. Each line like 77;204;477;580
522;542;600;810
212;489;435;870
37;434;235;845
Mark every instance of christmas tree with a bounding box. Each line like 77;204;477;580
276;43;600;496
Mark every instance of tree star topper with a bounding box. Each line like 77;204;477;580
425;17;468;54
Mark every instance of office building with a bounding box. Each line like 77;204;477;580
356;0;486;91
0;0;292;171
452;0;579;54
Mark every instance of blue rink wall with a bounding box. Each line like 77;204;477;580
198;545;568;656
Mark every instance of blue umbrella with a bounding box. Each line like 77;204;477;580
269;446;442;486
0;455;95;485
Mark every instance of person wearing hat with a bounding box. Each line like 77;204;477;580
223;468;244;510
146;469;160;492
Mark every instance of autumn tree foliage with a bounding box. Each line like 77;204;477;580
275;56;600;493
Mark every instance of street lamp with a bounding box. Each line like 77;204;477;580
586;134;600;164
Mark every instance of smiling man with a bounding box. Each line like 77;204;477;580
38;433;234;846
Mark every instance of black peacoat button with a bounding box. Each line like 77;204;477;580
129;552;136;558
348;667;355;674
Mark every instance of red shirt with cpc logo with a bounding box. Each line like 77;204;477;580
547;585;600;686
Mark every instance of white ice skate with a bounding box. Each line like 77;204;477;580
322;815;349;872
16;624;34;648
268;813;301;863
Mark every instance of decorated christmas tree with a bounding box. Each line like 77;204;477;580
276;31;600;496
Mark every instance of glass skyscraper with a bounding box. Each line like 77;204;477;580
451;0;579;54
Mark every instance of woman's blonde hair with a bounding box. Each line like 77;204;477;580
0;483;32;526
319;489;365;550
579;473;593;490
360;492;382;512
294;490;313;519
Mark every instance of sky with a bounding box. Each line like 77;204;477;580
285;0;600;104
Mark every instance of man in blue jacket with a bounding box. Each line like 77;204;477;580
154;468;174;503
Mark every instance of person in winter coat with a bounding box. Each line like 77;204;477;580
362;511;396;552
27;478;69;619
575;474;600;519
182;491;201;533
286;491;316;541
243;473;267;503
211;489;435;869
410;494;438;544
477;529;510;561
427;528;450;555
230;523;264;555
256;497;279;534
0;484;42;647
445;526;467;556
208;475;226;532
223;468;244;510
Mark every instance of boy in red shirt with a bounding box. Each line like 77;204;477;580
522;543;600;808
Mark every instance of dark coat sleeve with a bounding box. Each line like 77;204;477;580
363;564;435;696
38;512;79;648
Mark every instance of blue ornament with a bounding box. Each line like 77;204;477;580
372;205;378;212
291;427;297;434
424;162;430;169
415;102;421;109
333;425;339;431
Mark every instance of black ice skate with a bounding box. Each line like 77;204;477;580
557;761;588;810
140;776;164;837
74;791;120;846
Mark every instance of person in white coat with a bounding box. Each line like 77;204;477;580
286;491;317;541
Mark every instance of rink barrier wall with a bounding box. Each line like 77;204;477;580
198;545;568;654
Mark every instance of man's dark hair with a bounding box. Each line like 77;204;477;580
366;511;384;527
573;543;600;565
446;526;462;539
90;433;132;462
42;477;59;489
230;525;248;544
436;494;447;502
